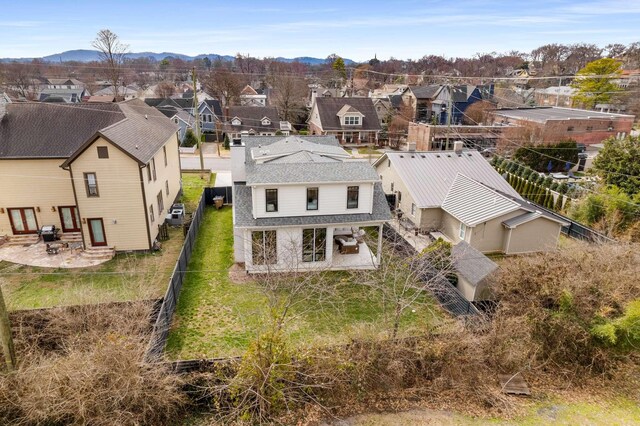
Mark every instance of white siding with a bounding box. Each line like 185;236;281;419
252;183;374;218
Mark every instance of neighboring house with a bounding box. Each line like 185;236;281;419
534;86;575;108
407;122;513;151
372;98;392;126
0;100;181;253
308;83;346;107
400;84;492;124
452;241;498;302
231;135;391;273
240;85;267;107
374;144;568;254
369;84;407;99
37;78;88;103
225;106;282;140
0;92;11;112
308;97;381;145
85;95;115;103
94;85;140;100
145;97;223;141
489;107;635;145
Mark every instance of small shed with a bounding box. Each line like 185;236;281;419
452;241;498;302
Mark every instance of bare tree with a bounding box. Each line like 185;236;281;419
3;62;40;100
267;73;308;122
154;81;176;98
202;68;245;107
360;235;456;339
92;29;129;100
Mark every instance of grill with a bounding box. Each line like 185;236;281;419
39;225;60;242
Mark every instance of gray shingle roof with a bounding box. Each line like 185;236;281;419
377;150;520;208
247;161;381;185
0;100;178;164
233;182;391;227
452;241;498;286
244;135;380;185
227;106;280;132
442;174;521;227
313;98;381;131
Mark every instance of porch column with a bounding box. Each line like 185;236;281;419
377;223;383;265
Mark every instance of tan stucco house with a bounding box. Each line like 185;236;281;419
0;99;181;254
374;146;568;255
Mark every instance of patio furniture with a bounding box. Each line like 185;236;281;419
46;242;69;255
352;228;366;243
335;236;360;254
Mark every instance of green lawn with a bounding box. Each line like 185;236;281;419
3;227;184;311
357;147;383;156
181;172;215;212
166;207;440;360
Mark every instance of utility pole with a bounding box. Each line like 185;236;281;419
445;82;453;150
192;67;204;178
556;77;562;107
0;285;16;371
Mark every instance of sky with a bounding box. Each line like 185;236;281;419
0;0;639;61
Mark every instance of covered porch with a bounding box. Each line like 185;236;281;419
329;223;383;270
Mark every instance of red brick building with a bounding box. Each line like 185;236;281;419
489;107;634;145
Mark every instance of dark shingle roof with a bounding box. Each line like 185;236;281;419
0;103;124;158
233;182;391;227
452;241;498;286
204;99;223;116
313;98;381;131
409;84;442;99
0;100;178;164
227;106;280;132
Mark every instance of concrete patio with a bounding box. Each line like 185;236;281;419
331;241;379;270
0;241;109;268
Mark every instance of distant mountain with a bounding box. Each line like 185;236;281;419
0;50;355;65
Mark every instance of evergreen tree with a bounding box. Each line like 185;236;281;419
554;194;564;211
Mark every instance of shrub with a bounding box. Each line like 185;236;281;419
182;128;199;147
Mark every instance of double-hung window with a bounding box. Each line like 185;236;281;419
157;191;164;214
347;186;359;209
163;146;168;166
152;158;157;181
307;187;318;210
344;116;360;125
459;222;466;240
302;228;326;262
252;230;277;265
265;189;278;212
84;172;99;197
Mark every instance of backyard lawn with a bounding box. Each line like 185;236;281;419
2;226;184;311
0;172;213;311
166;207;441;360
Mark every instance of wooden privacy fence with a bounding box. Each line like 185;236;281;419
145;191;206;361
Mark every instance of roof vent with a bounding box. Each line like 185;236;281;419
399;155;404;158
436;154;440;158
420;155;426;158
135;145;139;149
144;114;148;119
446;154;451;158
411;155;415;158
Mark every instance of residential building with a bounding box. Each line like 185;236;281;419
36;77;88;103
374;144;568;254
489;107;635;145
308;98;381;145
407;122;513;151
533;86;575;108
0;100;181;253
240;85;267;106
231;135;391;273
145;97;223;141
225;106;282;140
308;83;346;107
399;84;492;124
93;85;140;100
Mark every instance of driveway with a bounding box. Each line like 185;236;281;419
180;155;231;172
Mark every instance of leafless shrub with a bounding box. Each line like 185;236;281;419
0;301;188;425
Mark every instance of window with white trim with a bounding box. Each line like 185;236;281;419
459;222;466;239
344;116;360;125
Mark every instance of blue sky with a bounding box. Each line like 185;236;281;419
0;0;639;60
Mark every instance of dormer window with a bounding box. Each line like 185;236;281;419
344;116;360;125
231;117;242;126
261;117;271;126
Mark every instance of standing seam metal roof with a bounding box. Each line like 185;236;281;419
381;150;520;208
441;174;521;227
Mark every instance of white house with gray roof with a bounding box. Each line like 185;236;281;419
375;146;568;255
231;135;391;273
